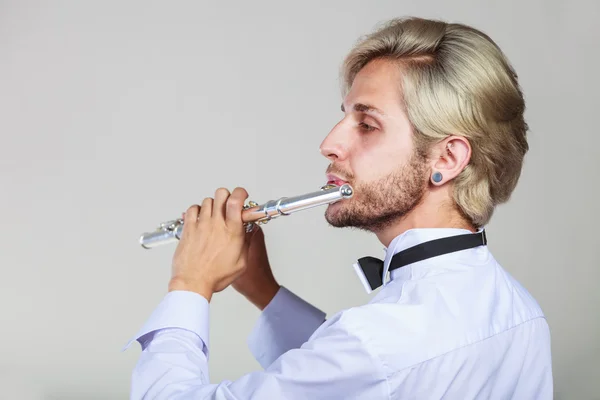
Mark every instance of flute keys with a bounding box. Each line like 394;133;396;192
159;219;182;231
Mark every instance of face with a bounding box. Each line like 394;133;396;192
320;58;430;232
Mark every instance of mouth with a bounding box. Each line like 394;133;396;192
326;174;349;187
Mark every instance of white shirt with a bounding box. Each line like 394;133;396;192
124;227;553;399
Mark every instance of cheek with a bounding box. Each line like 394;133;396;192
350;127;415;182
352;141;412;181
352;150;400;182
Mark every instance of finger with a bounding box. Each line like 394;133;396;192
184;205;200;226
226;187;249;229
213;187;230;221
198;197;213;223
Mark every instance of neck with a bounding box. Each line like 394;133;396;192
375;197;476;248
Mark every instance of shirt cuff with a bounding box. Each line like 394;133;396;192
122;290;210;357
247;286;326;368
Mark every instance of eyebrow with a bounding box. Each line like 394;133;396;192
341;102;386;116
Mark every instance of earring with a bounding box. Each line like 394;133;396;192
432;171;443;183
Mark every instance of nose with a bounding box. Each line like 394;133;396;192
319;121;349;162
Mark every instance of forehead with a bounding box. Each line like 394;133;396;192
344;58;404;112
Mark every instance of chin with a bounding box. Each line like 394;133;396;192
324;202;340;222
324;201;352;228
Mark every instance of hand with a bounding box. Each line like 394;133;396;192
231;226;280;310
168;187;255;301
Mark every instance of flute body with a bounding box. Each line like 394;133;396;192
139;183;353;249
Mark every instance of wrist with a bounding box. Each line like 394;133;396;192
244;281;280;310
168;278;213;302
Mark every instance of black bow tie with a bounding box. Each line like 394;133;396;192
355;230;487;292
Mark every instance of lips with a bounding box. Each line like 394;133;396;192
326;174;348;186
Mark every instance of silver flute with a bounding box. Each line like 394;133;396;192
139;183;354;249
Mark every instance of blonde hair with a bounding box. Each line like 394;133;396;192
341;17;529;227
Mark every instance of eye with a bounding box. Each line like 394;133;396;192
359;122;376;132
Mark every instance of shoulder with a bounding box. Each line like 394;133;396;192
312;258;548;371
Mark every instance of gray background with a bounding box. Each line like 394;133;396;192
1;1;598;399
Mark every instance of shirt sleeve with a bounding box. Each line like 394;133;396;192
247;285;326;368
123;290;210;356
124;290;389;400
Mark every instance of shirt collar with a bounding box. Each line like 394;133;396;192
380;226;486;286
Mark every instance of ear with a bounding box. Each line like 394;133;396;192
429;136;471;186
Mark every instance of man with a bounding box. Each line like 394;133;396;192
124;17;553;399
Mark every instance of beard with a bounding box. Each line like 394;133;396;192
325;150;429;233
